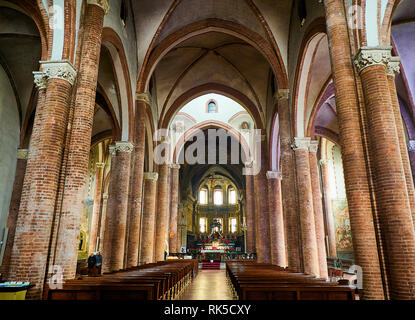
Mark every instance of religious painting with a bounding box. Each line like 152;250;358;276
332;199;353;253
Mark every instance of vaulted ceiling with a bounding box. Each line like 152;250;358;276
131;0;294;131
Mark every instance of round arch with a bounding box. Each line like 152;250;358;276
306;78;334;138
160;83;265;130
173;120;251;164
292;18;327;137
101;27;134;141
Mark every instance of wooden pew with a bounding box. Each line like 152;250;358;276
226;261;355;300
45;260;198;300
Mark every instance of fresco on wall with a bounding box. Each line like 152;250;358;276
332;199;353;254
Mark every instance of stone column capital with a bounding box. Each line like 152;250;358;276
144;172;159;181
17;149;29;160
160;135;170;143
274;89;290;102
170;164;180;170
87;0;109;14
102;193;109;199
319;159;329;166
109;141;134;155
40;60;77;85
244;161;254;168
292;137;311;151
136;92;150;104
354;46;392;73
309;140;319;153
387;56;401;77
33;71;47;90
266;171;282;180
96;162;105;168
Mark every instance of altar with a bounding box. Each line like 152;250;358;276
201;249;225;253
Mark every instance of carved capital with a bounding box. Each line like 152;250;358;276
96;162;105;168
170;164;180;170
354;46;392;73
109;141;134;155
387;56;401;77
309;140;319;153
319;159;329;166
160;135;170;143
40;60;77;85
102;193;109;200
33;71;47;90
266;171;282;180
144;172;159;181
292;137;311;151
87;0;109;14
17;149;29;160
244;161;254;168
136;92;150;104
274;89;290;101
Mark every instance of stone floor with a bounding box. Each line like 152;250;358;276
177;269;235;300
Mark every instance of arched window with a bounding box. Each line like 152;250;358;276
228;188;236;204
207;101;217;113
213;189;223;205
199;217;207;233
199;188;208;204
230;218;237;233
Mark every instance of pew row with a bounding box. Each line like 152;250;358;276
44;260;198;300
226;261;355;300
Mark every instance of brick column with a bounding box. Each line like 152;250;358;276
102;141;133;272
169;164;180;253
166;166;171;251
244;163;255;253
126;94;147;268
309;141;328;279
88;162;105;253
53;0;108;280
387;59;415;225
1;149;29;276
98;193;108;251
140;172;158;264
266;171;286;267
319;159;337;259
355;47;415;299
253;134;271;263
409;141;415;184
177;203;185;251
7;61;76;299
323;0;385;299
276;90;301;271
293;138;319;277
155;163;170;262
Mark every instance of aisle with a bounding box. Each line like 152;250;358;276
177;269;235;300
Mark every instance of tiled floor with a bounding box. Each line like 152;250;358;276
177;269;235;300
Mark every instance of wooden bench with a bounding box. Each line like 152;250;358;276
45;260;198;300
226;261;355;300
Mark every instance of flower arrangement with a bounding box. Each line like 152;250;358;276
187;248;201;254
